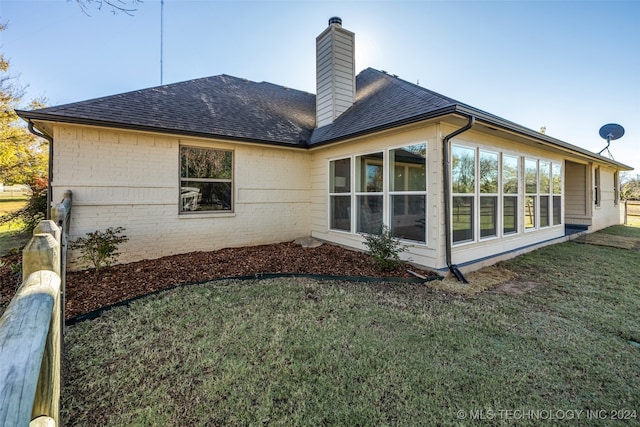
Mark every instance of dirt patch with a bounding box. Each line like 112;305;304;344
1;241;438;320
493;281;539;295
574;234;640;250
431;265;518;296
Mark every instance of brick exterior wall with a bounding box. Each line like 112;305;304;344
53;125;311;269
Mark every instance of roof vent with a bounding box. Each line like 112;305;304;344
328;16;342;26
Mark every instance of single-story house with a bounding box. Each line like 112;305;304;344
17;17;632;278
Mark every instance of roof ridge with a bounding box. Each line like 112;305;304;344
369;68;460;106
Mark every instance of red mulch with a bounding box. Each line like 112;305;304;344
1;242;437;320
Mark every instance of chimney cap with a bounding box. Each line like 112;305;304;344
328;16;342;26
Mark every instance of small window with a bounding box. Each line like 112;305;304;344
614;171;620;206
329;158;351;232
502;155;519;234
356;153;384;234
452;145;476;243
524;159;538;229
479;151;498;238
594;166;601;207
552;163;562;225
180;146;232;213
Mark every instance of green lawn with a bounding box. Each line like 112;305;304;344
0;198;31;255
61;225;640;426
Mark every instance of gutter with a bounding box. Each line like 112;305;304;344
442;115;475;283
27;121;53;220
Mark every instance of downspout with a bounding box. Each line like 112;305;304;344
442;115;475;283
27;121;53;220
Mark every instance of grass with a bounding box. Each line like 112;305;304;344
0;198;31;256
61;224;640;426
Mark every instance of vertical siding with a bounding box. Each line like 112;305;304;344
565;161;587;216
592;165;622;230
315;24;355;127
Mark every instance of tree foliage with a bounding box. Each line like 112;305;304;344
0;23;48;186
621;174;640;201
76;0;142;16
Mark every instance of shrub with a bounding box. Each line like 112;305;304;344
362;225;407;271
70;227;129;270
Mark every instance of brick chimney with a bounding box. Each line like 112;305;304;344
316;17;355;128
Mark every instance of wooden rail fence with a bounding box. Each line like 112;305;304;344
0;191;72;427
624;200;640;225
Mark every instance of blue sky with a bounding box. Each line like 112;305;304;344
2;0;639;173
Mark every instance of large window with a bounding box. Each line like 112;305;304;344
451;146;562;243
552;163;562;225
329;158;351;231
524;158;537;229
390;144;426;243
356;152;384;234
479;150;498;239
180;146;232;213
328;144;428;244
539;161;551;228
502;155;519;234
452;145;475;243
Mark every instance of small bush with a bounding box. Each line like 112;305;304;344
70;227;129;270
362;225;407;271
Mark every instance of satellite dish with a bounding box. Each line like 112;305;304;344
598;123;625;158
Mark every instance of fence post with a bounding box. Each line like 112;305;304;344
624;200;628;225
0;270;60;427
21;228;61;425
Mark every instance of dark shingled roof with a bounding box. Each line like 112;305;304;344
14;68;634;170
310;68;459;144
18;74;316;147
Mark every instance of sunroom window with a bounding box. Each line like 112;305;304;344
539;161;551;228
524;158;537;229
479;150;498;239
329;158;351;232
502;154;519;234
356;152;384;234
389;144;426;243
180;146;232;213
452;145;475;243
552;162;562;225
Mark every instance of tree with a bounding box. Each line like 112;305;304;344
0;23;48;186
621;173;640;201
76;0;142;16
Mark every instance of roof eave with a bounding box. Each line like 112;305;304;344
453;105;633;171
309;105;459;147
15;110;309;150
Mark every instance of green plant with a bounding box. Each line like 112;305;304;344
70;227;129;270
362;225;407;271
9;262;21;274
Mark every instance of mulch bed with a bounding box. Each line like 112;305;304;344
1;242;437;320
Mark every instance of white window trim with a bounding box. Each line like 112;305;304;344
179;145;234;215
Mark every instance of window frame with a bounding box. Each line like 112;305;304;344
179;145;234;214
479;149;499;240
327;143;429;245
502;154;519;236
594;166;601;207
451;144;476;244
328;157;352;232
389;143;427;243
